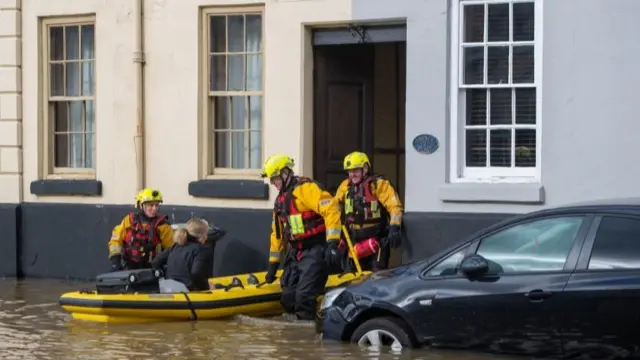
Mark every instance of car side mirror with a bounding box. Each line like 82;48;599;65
459;254;489;277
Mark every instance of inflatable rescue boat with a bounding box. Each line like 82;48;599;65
59;268;370;324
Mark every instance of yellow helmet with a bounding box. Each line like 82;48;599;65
136;188;163;206
343;151;371;170
261;153;295;178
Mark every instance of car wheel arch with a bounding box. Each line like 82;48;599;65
341;306;419;346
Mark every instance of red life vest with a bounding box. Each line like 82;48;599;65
123;212;167;264
345;175;387;226
274;177;326;245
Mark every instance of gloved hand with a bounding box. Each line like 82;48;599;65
265;262;278;284
325;240;339;264
110;255;123;272
385;225;402;249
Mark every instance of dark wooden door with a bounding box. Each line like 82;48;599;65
313;44;375;195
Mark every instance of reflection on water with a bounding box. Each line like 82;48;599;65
0;279;512;360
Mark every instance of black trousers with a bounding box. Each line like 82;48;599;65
280;241;328;321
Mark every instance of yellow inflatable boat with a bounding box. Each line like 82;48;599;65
59;269;370;324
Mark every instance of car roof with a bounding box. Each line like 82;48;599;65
551;197;640;213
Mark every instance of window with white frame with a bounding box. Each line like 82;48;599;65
202;6;264;176
453;0;539;180
42;17;96;176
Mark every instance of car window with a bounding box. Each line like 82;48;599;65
588;216;640;270
424;246;470;277
475;217;584;274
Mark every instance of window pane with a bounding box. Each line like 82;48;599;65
487;46;508;84
477;217;584;273
85;100;95;134
81;61;94;96
81;24;94;59
70;133;83;168
513;46;534;83
51;101;68;132
209;16;226;53
465;89;486;126
589;217;640;270
227;55;244;91
213;96;230;130
249;95;261;130
50;64;64;96
214;131;230;167
489;129;510;167
65;25;80;60
487;3;509;42
426;246;470;277
249;130;261;169
246;14;262;52
513;2;535;42
209;55;226;91
465;129;486;167
49;26;64;61
246;54;262;91
231;132;245;168
515;129;535;167
489;88;511;125
69;101;83;132
65;62;80;97
54;134;69;167
230;96;246;130
463;47;484;85
85;133;95;168
515;88;536;124
227;15;244;53
463;4;484;43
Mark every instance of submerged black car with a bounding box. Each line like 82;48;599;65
318;198;640;359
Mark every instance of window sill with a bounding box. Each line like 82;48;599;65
30;179;103;197
439;182;545;204
188;179;269;200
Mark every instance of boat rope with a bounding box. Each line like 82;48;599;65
181;292;198;321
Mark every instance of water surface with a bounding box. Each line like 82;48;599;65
0;279;519;360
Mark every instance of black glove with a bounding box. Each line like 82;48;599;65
265;262;278;284
385;225;402;249
110;255;123;272
325;240;339;264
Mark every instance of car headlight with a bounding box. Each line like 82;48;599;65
321;287;346;310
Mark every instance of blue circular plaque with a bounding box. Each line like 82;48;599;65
412;134;439;154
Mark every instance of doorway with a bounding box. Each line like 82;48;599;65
312;36;406;202
312;27;407;267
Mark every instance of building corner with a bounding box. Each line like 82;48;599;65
0;0;22;277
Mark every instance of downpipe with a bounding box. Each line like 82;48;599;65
133;0;146;191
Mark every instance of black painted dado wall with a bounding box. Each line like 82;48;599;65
0;203;272;279
0;203;515;280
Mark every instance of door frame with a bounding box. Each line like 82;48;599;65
306;20;407;185
304;22;407;187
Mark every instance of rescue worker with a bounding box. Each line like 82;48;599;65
261;154;342;321
108;188;174;271
151;217;214;291
335;151;403;272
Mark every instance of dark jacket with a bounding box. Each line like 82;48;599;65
151;236;214;291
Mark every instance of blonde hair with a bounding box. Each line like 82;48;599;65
173;218;210;246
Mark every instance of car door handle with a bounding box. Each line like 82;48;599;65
525;289;553;301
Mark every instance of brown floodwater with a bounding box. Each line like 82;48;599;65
0;278;520;360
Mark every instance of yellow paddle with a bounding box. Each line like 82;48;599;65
342;225;363;276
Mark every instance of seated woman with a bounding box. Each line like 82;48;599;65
151;217;214;291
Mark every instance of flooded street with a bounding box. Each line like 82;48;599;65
0;279;519;360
